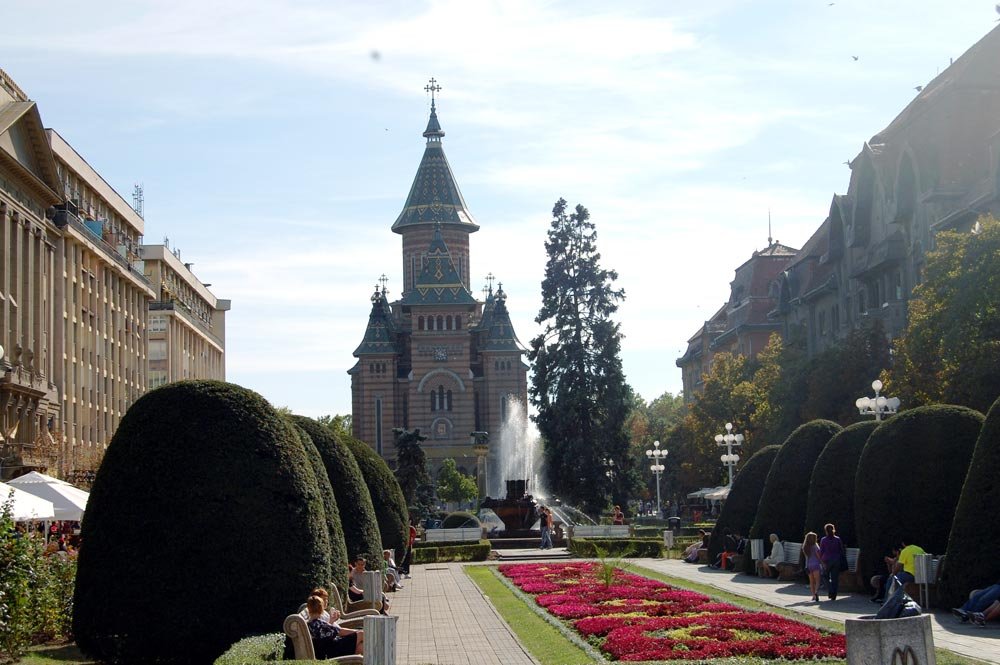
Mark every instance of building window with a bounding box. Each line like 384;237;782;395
149;340;167;361
418;316;424;331
375;398;383;455
455;316;462;330
430;391;437;412
446;315;453;330
446;389;453;411
438;385;445;412
149;315;167;332
436;315;443;330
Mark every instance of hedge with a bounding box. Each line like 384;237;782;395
939;396;1000;607
568;538;664;559
411;540;491;564
803;420;878;547
747;420;842;572
707;445;780;564
292;423;348;591
74;381;332;665
855;405;983;593
342;434;409;556
292;416;382;564
442;511;480;528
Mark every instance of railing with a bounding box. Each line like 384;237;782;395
66;217;151;288
150;300;221;344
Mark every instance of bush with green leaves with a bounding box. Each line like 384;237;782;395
291;416;382;564
707;445;779;564
342;435;409;556
411;540;491;563
747;420;842;568
568;538;664;558
938;397;1000;607
0;498;77;659
292;424;348;591
74;381;332;665
803;421;878;546
855;404;983;591
212;633;286;665
441;511;480;528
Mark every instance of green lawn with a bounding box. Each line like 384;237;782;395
14;643;96;665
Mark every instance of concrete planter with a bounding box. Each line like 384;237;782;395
846;614;935;665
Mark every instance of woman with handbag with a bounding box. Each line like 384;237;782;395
819;523;846;601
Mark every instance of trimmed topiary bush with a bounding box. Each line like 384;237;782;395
568;538;664;558
803;421;878;547
342;435;409;556
74;381;331;665
291;423;348;591
411;540;492;564
291;416;382;564
708;445;780;564
939;397;1000;607
442;511;480;528
747;420;842;571
855;405;983;593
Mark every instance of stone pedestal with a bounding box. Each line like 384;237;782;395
663;529;674;549
363;614;398;665
362;570;383;606
846;614;935;665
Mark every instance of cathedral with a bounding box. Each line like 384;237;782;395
349;85;529;482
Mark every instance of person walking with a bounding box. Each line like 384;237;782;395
538;507;552;549
803;532;823;602
819;523;845;600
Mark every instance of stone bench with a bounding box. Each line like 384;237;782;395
283;614;363;663
905;554;945;608
775;541;804;581
422;527;482;543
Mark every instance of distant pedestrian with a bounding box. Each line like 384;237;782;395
539;507;552;549
803;532;822;602
819;523;845;600
612;505;625;525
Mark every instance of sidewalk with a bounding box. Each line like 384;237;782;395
634;558;999;663
390;563;537;665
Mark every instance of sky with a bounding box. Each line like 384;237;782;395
2;1;996;417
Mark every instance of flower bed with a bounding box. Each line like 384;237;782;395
499;562;845;661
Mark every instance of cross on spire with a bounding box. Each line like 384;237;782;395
379;273;389;291
425;77;441;103
485;272;495;293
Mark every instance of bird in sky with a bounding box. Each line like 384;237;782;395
852;55;860;61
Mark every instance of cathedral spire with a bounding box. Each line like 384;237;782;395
423;78;444;141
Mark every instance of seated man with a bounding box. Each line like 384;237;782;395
757;533;782;578
871;538;924;603
303;595;363;658
383;549;403;590
952;582;1000;623
349;556;390;614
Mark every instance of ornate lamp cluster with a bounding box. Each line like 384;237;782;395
715;423;743;487
855;379;900;421
645;440;668;518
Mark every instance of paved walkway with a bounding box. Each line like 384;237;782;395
391;562;537;665
634;558;999;663
392;556;998;665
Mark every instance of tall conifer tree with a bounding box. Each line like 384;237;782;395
529;199;634;516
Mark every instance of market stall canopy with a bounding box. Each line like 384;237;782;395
686;487;717;499
704;486;731;501
7;471;88;521
0;481;56;521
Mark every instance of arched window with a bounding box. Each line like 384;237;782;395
494;360;499;371
418;316;425;331
438;385;445;411
446;315;453;330
431;392;437;412
369;363;374;373
436;315;443;330
428;316;434;331
455;316;462;330
446;390;453;411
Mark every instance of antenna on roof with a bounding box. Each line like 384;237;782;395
768;209;773;246
132;183;144;218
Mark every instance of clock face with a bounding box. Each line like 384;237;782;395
433;347;448;361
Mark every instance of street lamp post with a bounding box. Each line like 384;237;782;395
715;423;743;487
855;379;900;421
645;440;667;518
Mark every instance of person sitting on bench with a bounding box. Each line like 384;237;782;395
303;595;364;657
757;533;782;578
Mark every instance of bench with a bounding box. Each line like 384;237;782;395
905;554;945;608
283;614;362;663
697;548;709;564
837;547;863;591
422;527;482;543
775;541;804;581
568;525;631;540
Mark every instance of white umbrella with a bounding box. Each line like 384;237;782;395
7;471;88;521
0;482;56;521
686;487;715;499
704;486;731;501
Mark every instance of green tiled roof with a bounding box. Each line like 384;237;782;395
480;287;526;352
401;225;477;305
391;104;480;233
353;287;399;356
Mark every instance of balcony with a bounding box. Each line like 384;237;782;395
59;212;151;288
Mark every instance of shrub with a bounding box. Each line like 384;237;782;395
74;381;332;665
291;424;348;591
291;416;382;564
855;405;983;592
708;445;780;564
441;511;480;528
212;633;285;665
747;420;842;568
939;397;1000;607
342;435;409;556
568;538;664;558
411;540;491;564
803;421;878;547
